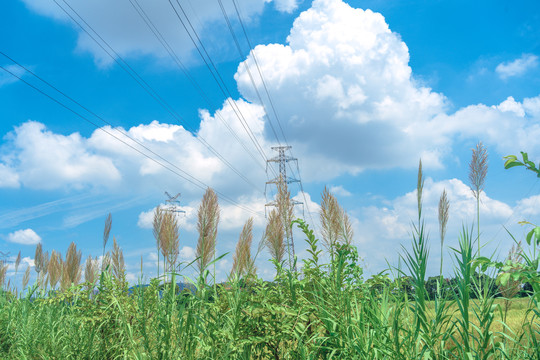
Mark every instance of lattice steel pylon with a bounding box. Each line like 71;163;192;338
164;192;186;216
265;146;303;271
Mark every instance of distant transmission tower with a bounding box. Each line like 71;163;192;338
265;146;303;271
164;192;186;216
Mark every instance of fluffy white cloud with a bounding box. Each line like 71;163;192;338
1;96;272;199
235;0;449;178
418;95;540;161
179;246;196;260
21;0;296;67
1;121;120;190
7;229;42;245
351;177;524;275
329;185;351;197
233;0;540;180
137;203;197;232
0;164;20;188
496;54;539;79
274;0;300;13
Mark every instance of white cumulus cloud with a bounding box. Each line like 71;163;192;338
2;121;121;190
235;0;448;178
21;0;299;67
329;185;351;197
7;229;42;245
0;164;20;188
496;54;539;79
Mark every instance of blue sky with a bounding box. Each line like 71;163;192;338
1;0;540;286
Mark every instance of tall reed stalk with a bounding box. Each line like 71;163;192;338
439;189;450;280
196;188;219;286
469;142;488;257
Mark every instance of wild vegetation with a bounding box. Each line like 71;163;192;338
0;149;539;359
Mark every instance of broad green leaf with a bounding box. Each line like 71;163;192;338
498;272;511;287
503;161;523;169
526;229;534;245
534;226;540;245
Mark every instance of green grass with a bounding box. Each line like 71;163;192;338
1;166;539;359
0;228;538;359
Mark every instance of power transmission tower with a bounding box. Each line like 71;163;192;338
265;146;303;271
164;192;186;216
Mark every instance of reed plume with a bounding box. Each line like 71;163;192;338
276;177;295;270
84;255;99;285
320;187;354;262
0;261;7;288
417;159;424;224
438;189;449;278
22;266;31;289
159;210;179;274
153;206;164;277
34;242;43;274
111;237;125;282
61;242;82;290
41;251;50;276
196;188;220;273
265;209;285;265
103;213;112;256
231;218;255;279
47;250;62;289
15;251;21;274
468;142;488;257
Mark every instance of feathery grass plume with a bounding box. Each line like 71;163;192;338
231;218;255;279
438;189;449;278
160;210;179;275
0;261;7;288
111;237;125;282
84;255;99;285
196;188;219;274
417;159;424;224
14;251;21;274
103;213;112;258
468;141;488;256
34;242;43;274
320;187;354;262
101;253;111;274
152;206;164;277
41;251;50;276
47;250;62;289
276;176;295;269
22;265;31;289
61;242;82;290
320;186;340;255
265;209;285;265
340;210;354;247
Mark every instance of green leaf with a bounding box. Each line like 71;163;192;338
534;227;540;245
522;152;529;163
498;272;511;287
504;162;524;169
526;229;534;246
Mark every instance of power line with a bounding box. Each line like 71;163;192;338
0;59;262;216
217;0;282;145
52;0;264;195
126;0;266;178
168;0;276;178
230;0;288;145
228;0;317;228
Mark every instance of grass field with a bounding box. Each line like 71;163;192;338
0;167;539;359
